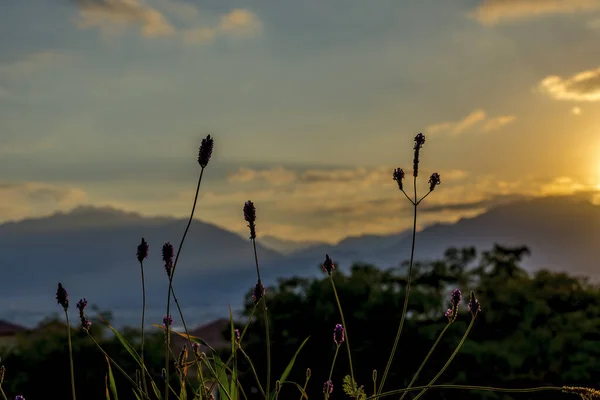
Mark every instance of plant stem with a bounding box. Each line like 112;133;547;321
411;314;477;400
239;347;267;397
324;345;340;400
0;387;8;400
368;384;563;399
329;274;356;397
165;167;205;400
64;310;77;400
378;176;418;394
263;302;271;400
139;260;149;399
398;322;451;400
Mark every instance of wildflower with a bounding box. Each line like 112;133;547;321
413;133;426;178
77;298;92;331
393;168;405;191
444;309;453;318
323;380;333;394
163;315;173;327
468;291;481;315
162;242;174;277
56;283;69;311
322;254;335;275
252;281;265;304
15;396;25;400
333;323;345;345
244;200;257;239
451;289;462;307
136;238;149;263
192;343;201;358
76;298;88;312
198;134;214;168
234;328;241;342
428;173;441;192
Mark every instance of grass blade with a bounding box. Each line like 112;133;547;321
99;315;142;366
105;356;119;400
270;337;310;400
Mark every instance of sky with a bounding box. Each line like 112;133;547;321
1;0;600;243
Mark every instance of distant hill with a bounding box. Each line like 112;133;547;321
1;195;599;328
260;235;326;255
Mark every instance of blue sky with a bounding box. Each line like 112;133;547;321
1;0;600;241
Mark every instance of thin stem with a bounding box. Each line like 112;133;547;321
263;303;271;400
416;190;432;206
0;387;8;400
401;189;415;205
329;274;356;397
86;332;141;390
253;239;262;282
64;310;77;400
238;347;267;398
139;260;149;400
369;384;563;400
411;314;477;400
165;167;205;400
378;176;418;394
299;372;311;400
324;345;340;400
398;322;451;400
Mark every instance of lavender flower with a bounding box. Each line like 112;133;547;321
451;289;462;307
234;328;241;342
413;133;426;178
468;291;481;315
252;281;265;304
56;283;68;311
76;298;88;312
323;380;333;394
198;134;214;168
393;168;405;191
322;254;335;275
445;309;453;318
77;298;91;331
244;200;257;239
137;238;149;263
15;396;25;400
333;323;345;345
162;242;174;277
163;315;173;327
428;173;441;191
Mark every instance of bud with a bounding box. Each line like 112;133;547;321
413;133;426;178
243;201;257;239
56;283;69;311
428;172;441;191
333;323;345;345
392;168;405;191
198;134;214;168
136;238;149;263
468;291;481;316
322;254;335;275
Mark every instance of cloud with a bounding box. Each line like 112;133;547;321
0;182;87;221
539;67;600;101
470;0;600;26
227;166;296;186
217;9;262;37
75;0;175;37
427;109;515;136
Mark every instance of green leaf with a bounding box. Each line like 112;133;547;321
213;354;233;400
105;355;119;400
152;324;216;353
99;315;142;367
150;379;162;400
269;337;310;400
229;306;238;400
105;375;111;400
132;389;142;400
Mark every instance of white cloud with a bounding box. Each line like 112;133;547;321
539;67;600;102
427;109;515;136
471;0;600;26
482;115;516;132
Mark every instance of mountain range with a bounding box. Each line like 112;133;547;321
0;195;598;329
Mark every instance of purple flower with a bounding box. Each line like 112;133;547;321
77;298;91;330
198;134;214;168
393;168;405;191
428;173;441;191
192;342;201;358
445;309;453;318
15;396;25;400
137;238;149;263
451;289;462;307
76;298;88;312
234;328;241;342
468;291;481;315
56;283;68;311
323;380;333;394
244;201;257;239
333;324;345;345
162;242;174;277
413;133;426;177
322;254;335;275
163;315;173;327
252;281;265;304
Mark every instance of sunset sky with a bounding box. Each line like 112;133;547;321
1;0;600;242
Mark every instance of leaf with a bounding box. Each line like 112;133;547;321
99;315;142;367
132;389;142;400
269;337;310;400
105;355;119;400
213;354;233;400
229;306;238;400
152;324;216;353
150;379;162;400
105;375;111;400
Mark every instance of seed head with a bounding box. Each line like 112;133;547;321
176;345;188;374
428;173;441;192
413;133;426;178
244;200;257;239
77;298;91;330
192;343;201;358
468;291;481;316
323;380;333;394
162;242;174;277
137;238;149;263
163;315;173;327
306;368;311;379
392;168;405;191
56;283;69;311
333;323;345;345
198;134;214;168
252;281;265;304
322;254;335;275
562;386;600;399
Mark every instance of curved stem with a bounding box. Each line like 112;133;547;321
324;345;340;400
329;275;355;396
0;387;7;400
378;176;418;394
165;167;205;400
411;314;477;400
86;332;141;390
369;384;563;400
398;322;451;400
139;260;149;399
238;347;267;397
64;310;77;400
